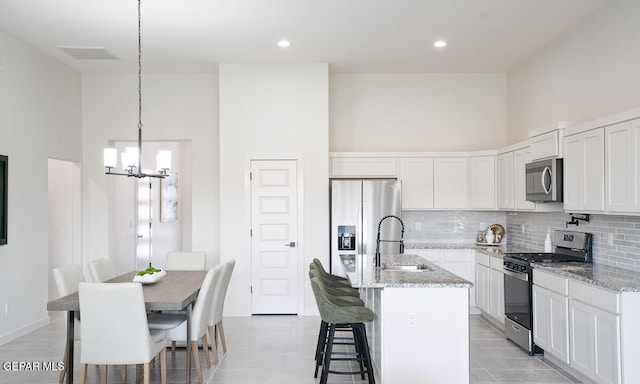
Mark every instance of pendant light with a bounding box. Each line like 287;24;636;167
103;0;170;179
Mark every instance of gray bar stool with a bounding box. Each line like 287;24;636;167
310;275;375;384
310;263;360;297
309;268;365;377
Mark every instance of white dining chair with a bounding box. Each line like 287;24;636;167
147;265;221;383
208;259;236;364
87;258;116;282
165;251;206;271
78;282;168;384
52;264;85;384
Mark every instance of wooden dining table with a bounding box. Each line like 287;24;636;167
47;270;208;384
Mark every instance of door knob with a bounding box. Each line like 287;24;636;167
284;242;296;248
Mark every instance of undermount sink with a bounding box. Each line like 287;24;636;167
382;264;433;272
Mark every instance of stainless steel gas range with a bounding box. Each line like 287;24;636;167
503;230;593;355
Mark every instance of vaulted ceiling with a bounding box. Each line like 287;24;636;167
0;0;611;74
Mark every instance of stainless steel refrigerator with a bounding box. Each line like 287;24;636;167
330;179;403;277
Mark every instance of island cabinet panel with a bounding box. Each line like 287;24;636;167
349;253;471;384
378;287;469;384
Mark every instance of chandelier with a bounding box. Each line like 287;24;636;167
103;0;170;179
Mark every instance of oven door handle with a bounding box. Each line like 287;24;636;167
503;268;529;281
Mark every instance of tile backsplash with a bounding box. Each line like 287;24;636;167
402;211;507;244
403;210;640;273
506;211;640;273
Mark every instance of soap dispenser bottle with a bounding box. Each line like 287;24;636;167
544;228;553;252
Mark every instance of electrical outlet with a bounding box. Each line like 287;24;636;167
608;233;614;246
415;222;422;231
408;312;416;327
5;304;9;316
521;224;525;233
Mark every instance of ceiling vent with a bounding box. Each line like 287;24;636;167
57;46;119;60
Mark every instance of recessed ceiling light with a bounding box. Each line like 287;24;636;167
277;40;292;48
433;40;448;48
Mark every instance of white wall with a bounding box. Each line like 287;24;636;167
507;0;640;143
330;73;507;152
81;74;219;271
219;63;329;316
0;30;82;343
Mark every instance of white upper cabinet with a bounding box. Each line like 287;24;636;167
469;156;496;209
531;130;562;160
605;118;640;213
433;157;468;209
513;147;536;210
564;128;605;212
528;122;577;161
496;152;514;209
398;158;434;210
330;156;397;178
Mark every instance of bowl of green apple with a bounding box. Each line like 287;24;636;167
133;267;166;284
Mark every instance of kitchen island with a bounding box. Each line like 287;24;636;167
343;254;472;384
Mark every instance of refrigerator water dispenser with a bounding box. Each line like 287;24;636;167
337;225;356;251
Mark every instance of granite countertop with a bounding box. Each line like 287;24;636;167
380;242;640;292
405;242;506;256
344;254;472;289
533;262;640;293
405;242;504;250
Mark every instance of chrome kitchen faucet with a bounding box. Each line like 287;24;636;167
375;215;405;267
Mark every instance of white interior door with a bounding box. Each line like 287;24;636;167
48;159;81;301
251;160;298;314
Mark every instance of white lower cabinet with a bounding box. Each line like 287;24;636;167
475;251;503;325
411;249;476;309
569;281;621;384
475;262;488;313
532;270;570;364
533;269;633;384
569;299;621;384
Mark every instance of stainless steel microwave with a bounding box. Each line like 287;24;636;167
525;158;563;202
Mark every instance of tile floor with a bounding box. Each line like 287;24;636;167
0;314;581;384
